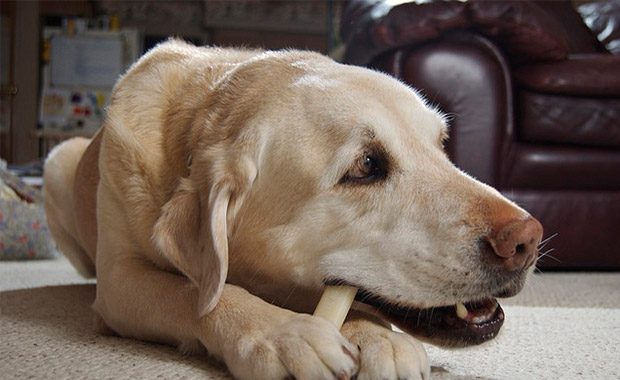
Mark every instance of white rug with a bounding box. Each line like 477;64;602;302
1;256;619;380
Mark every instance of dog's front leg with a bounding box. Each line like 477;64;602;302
341;311;430;380
94;259;358;380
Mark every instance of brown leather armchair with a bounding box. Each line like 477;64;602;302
341;0;620;269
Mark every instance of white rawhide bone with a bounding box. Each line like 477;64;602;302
313;285;358;329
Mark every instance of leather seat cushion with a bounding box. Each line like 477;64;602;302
503;189;620;269
502;143;620;189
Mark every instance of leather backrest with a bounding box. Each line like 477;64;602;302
532;0;605;54
341;0;577;66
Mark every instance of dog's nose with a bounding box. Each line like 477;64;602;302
485;216;543;271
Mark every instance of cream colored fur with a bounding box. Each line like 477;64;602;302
44;40;539;380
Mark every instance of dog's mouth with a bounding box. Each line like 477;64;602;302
361;291;504;347
331;284;505;347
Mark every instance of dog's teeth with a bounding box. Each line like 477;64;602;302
456;302;468;319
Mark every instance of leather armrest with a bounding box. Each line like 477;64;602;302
373;33;513;186
515;54;620;97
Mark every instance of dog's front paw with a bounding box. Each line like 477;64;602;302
342;318;429;380
228;314;359;380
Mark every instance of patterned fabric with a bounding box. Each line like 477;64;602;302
0;163;57;260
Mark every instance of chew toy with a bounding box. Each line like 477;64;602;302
313;285;358;329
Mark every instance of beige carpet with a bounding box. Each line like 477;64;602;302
1;256;619;380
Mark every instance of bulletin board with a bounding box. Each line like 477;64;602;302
50;35;123;88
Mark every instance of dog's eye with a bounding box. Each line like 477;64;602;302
340;154;386;184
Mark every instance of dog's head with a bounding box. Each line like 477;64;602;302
153;49;543;347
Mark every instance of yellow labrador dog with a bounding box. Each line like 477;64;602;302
44;40;543;380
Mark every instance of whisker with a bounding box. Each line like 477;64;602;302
281;284;298;306
539;247;556;258
538;248;561;263
356;292;374;304
403;306;411;322
417;308;424;327
538;232;558;251
539;233;557;244
428;307;435;329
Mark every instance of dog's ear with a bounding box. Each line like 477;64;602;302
152;177;231;316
